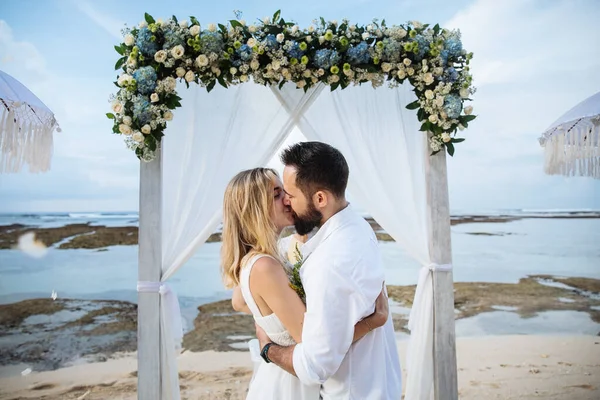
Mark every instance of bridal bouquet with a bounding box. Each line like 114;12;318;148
288;243;306;303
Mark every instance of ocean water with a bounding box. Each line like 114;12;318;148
0;211;599;333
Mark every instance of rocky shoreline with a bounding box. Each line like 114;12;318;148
1;213;598;250
1;275;598;373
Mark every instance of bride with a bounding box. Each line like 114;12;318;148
221;168;389;399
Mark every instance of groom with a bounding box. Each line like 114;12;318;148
256;142;402;399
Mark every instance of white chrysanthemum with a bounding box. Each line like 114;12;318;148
441;133;451;143
208;23;217;32
190;25;201;36
171;45;185;59
132;131;144;143
196;54;209;67
119;124;132;135
154;50;168;63
142;124;152;134
184;70;195;82
124;34;135;46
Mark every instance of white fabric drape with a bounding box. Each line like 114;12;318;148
272;83;436;399
156;81;324;399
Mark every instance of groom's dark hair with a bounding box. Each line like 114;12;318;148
280;141;349;199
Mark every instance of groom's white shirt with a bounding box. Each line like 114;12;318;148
292;206;402;400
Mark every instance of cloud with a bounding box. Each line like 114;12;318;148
72;0;124;40
0;20;50;83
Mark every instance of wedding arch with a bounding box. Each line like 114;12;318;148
109;11;477;400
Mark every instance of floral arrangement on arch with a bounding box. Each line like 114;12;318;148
108;10;476;161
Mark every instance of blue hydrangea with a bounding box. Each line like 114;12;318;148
200;31;224;54
444;38;463;58
136;27;158;57
286;41;304;60
314;49;341;69
412;35;430;60
439;50;449;67
162;29;184;50
443;67;459;83
133;66;157;95
382;39;402;63
262;34;278;50
237;44;253;61
346;42;371;64
133;97;152;125
443;94;463;119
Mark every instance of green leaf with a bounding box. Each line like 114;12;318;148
172;15;178;24
433;23;441;35
114;45;125;55
419;121;431;132
206;79;217;92
112;124;120;134
217;76;228;89
278;80;286;90
320;17;326;27
144;13;155;25
446;142;455;157
190;16;200;26
452;138;465;143
417;108;426;121
273;10;281;23
461;114;476;123
406;100;420;110
218;23;227;34
106;113;115;119
230;20;243;28
115;57;126;70
330;82;340;91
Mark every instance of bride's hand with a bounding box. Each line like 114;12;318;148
368;283;389;329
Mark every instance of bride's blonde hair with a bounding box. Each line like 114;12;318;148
221;168;282;288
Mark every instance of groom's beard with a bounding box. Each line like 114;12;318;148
292;203;322;235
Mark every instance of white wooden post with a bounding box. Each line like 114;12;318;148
138;147;162;399
425;149;458;400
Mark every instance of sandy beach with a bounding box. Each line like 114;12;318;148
0;335;598;400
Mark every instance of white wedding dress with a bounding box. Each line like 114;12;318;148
240;253;321;400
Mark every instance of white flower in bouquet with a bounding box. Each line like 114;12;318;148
176;67;186;77
435;96;444;107
407;68;415;76
403;58;412;66
440;111;448;120
308;25;315;33
155;50;168;63
247;38;257;47
302;70;312;78
164;77;176;91
460;88;470;99
208;23;217;32
184;70;195;82
464;105;473;115
362;32;370;40
196;54;209;67
150;93;159;103
425;90;434;100
430;138;442;151
319;36;326;44
397;69;406;79
433;67;444;76
139;21;148;28
428;114;439;123
276;33;285;43
311;76;318;84
330;75;340;83
163;111;173;121
423;73;434;85
132;132;144;143
119;124;132;135
306;36;313;43
117;73;133;87
112;101;123;113
179;20;189;28
332;20;338;26
127;56;137;68
292;25;299;34
367;24;373;32
240;74;249;82
189;25;200;36
441;133;451;143
156;18;164;25
411;21;424;29
263;17;271;24
230;67;238;75
249;60;259;70
458;124;465;131
141;124;152;134
171;45;185;59
211;66;221;76
376;29;382;37
272;60;281;71
381;62;393;73
239;19;246;26
248;25;257;33
123;116;132;126
396;28;407;39
317;68;325;76
349;24;357;32
124;34;135;46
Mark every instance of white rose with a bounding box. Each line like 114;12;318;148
411;21;423;29
441;133;451;143
171;45;185;59
163;111;173;121
276;33;285;43
117;73;133;87
176;67;186;77
292;25;299;34
440;111;448;120
434;67;444;76
397;70;406;79
119;124;132;135
239;19;246;26
263;17;271;24
306;36;313;43
303;70;312;78
250;60;260;70
460;88;470;99
112;101;123;113
123;116;132;126
330;75;340;83
139;21;148;28
141;124;152;134
319;36;326;44
179;20;188;28
211;66;221;76
297;80;306;88
132;131;144;143
425;90;434;100
424;73;434;85
407;68;415;76
124;34;135;46
308;26;315;33
247;38;257;47
350;25;356;32
240;74;248;82
381;63;392;73
428;114;439;123
189;25;200;36
397;28;407;38
458;124;465;131
464;105;473;115
184;70;195;82
248;25;257;33
403;58;412;66
317;68;325;76
271;61;281;71
208;23;217;32
311;76;318;84
362;32;370;40
150;93;159;103
154;50;167;63
435;96;445;107
230;67;237;75
196;54;209;67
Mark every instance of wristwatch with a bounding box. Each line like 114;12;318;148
260;342;274;363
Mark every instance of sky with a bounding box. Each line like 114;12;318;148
0;0;599;213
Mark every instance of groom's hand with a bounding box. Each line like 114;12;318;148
255;323;271;350
370;283;390;328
